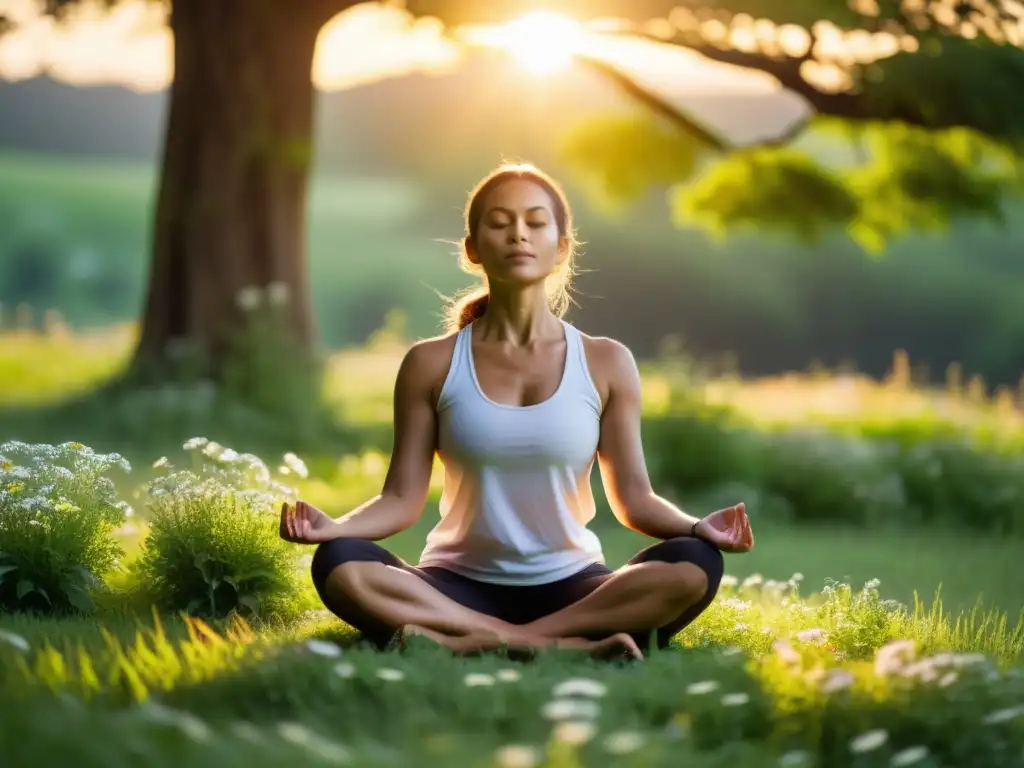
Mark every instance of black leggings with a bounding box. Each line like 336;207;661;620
310;536;724;652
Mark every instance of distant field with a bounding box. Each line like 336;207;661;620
0;151;468;342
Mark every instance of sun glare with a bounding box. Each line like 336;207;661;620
461;11;588;76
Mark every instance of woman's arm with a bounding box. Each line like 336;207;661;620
322;340;444;541
594;339;703;540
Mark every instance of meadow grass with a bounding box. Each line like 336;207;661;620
1;327;1024;767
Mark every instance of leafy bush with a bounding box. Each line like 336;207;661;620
132;438;312;621
0;440;132;614
648;391;1024;533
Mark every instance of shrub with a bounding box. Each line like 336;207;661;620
753;427;908;527
0;440;132;614
647;387;1024;533
132;438;312;621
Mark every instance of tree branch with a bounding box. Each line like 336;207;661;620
612;27;1024;145
574;54;733;151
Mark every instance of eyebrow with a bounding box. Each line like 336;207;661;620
486;205;549;215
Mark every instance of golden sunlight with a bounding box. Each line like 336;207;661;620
458;11;589;76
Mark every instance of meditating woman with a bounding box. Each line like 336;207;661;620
279;163;754;660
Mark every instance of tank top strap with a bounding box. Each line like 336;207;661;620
561;320;602;410
437;323;473;410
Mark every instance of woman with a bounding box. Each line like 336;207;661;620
280;163;754;660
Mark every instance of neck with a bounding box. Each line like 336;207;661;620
476;284;560;345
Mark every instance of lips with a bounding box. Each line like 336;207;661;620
506;251;536;259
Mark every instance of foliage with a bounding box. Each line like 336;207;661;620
559;112;705;213
644;386;1024;534
0;441;132;614
565;115;1023;254
671;147;862;244
131;439;312;621
0;568;1021;767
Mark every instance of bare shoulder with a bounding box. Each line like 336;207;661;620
397;332;459;403
578;331;641;407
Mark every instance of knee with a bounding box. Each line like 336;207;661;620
648;537;725;601
310;538;378;593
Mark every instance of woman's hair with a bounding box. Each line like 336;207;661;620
443;162;579;333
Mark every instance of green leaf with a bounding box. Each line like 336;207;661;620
0;564;17;583
671;147;860;242
65;585;94;614
559;110;708;214
16;578;35;601
67;565;101;590
237;594;260;615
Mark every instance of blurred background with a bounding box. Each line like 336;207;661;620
1;0;1022;619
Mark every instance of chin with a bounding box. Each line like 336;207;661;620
497;266;550;286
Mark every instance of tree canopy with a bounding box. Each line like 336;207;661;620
13;0;1024;253
4;0;1022;389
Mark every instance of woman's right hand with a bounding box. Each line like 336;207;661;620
279;500;339;544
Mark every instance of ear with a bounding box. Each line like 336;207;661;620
464;236;481;266
556;236;571;266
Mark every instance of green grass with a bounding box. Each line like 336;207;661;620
2;329;1024;766
1;566;1021;768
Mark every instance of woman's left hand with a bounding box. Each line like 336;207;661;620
694;502;754;553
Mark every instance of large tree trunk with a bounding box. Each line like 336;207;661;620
130;0;342;384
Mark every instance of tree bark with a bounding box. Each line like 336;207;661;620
130;0;344;383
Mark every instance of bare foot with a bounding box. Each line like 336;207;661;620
554;633;645;661
402;625;643;661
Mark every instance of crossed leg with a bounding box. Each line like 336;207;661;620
309;536;724;658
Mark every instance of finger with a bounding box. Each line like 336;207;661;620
288;504;298;539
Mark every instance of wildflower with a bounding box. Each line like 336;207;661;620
890;745;930;766
140;702;211;742
305;639;342;658
333;662;355;679
720;575;738;588
874;639;916;676
778;750;811;767
552;720;596;745
183;437;209;450
773;640;801;666
982;705;1024;725
152;457;170;469
722;692;750;706
495;744;541;768
603;730;645;754
236;286;262;311
541;698;600;721
464;673;495;687
741;574;764;590
796;628;827;644
231;721;265;743
686;680;720;695
552;678;606;698
266;281;290;307
0;630;30;652
496;668;521;682
277;721;350;764
849;729;888;754
950;652;987;668
939;672;958;687
376;668;404;682
820;669;855;694
282;452;309;479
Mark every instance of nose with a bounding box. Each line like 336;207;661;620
508;218;529;243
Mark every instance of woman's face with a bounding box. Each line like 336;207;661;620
467;179;569;288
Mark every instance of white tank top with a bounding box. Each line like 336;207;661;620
417;319;606;585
